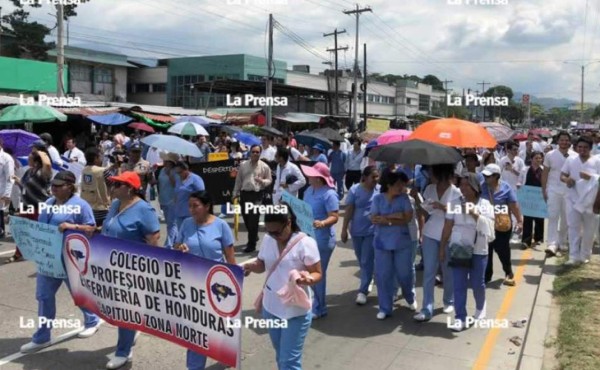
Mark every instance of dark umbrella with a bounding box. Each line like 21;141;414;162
259;126;285;137
295;131;333;149
0;129;40;157
368;139;463;165
478;122;514;143
313;127;344;142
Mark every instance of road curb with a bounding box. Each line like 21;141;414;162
518;253;558;370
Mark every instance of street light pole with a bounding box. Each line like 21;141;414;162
564;60;600;125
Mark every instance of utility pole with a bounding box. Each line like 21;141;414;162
442;79;453;117
363;43;367;131
322;61;333;114
344;4;372;131
56;4;65;97
581;65;584;124
266;14;274;127
324;28;347;115
477;81;490;121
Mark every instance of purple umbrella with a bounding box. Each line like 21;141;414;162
0;129;40;157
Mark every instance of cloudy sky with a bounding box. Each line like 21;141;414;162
7;0;599;103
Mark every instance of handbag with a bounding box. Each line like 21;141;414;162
448;243;474;268
254;232;307;314
488;188;511;232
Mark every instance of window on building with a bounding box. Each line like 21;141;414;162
95;67;113;83
135;84;150;93
152;83;166;92
71;64;91;81
127;84;135;94
418;94;430;111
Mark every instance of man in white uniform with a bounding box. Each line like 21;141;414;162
62;138;86;166
560;136;600;265
542;131;577;256
499;141;525;192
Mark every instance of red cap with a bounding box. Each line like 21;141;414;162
109;171;141;190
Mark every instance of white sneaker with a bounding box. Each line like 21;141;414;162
78;320;103;338
443;305;455;314
413;312;430;322
376;311;387;320
355;293;367;305
106;354;133;369
449;319;465;332
20;340;51;354
565;259;579;266
583;259;590;264
545;244;558;256
474;303;487;320
408;300;418;312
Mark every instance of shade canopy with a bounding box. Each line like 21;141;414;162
168;121;209;136
141;134;203;158
0;105;68;125
88;113;133;126
410;118;497;148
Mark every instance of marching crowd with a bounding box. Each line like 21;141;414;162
1;127;600;370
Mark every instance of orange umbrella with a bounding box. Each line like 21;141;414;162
409;118;497;148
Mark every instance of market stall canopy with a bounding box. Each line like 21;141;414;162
410;118;497;148
88;112;133;126
128;122;155;133
273;112;324;124
258;126;285;137
174;116;222;126
0;105;68;124
369;139;463;165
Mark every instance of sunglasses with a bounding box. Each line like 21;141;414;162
51;183;68;188
266;224;287;237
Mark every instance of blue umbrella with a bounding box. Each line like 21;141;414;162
233;132;261;146
0;129;40;157
174;116;222;126
88;113;132;126
141;134;203;158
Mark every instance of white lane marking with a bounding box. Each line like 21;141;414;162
0;327;84;366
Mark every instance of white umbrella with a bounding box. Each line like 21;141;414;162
167;121;209;136
141;134;203;158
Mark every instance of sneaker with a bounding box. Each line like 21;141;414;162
474;303;487;320
503;276;516;286
520;242;529;250
449;319;465;332
583;259;590;264
77;320;103;338
355;293;367;305
106;354;133;369
20;340;51;354
376;311;387;320
408;300;418;312
443;305;455;314
545;244;558;256
565;259;579;266
413;312;431;322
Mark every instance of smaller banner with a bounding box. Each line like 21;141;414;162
281;190;315;237
517;185;548;218
8;216;66;279
208;152;230;162
64;232;243;368
190;159;239;204
366;118;390;134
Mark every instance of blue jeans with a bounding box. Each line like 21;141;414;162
420;236;453;318
312;238;335;317
186;350;207;370
263;310;312;370
161;204;178;249
116;328;136;357
33;274;99;343
332;173;345;200
452;254;488;322
351;235;375;294
375;245;416;315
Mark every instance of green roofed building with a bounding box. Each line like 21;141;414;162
0;56;68;95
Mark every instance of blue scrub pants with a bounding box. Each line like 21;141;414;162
351;235;375;295
186;350;207;370
375;244;416;315
263;310;312;370
420;236;453;318
452;254;488;322
312;237;335;317
115;328;136;357
161;204;177;249
332;173;345;200
33;274;99;344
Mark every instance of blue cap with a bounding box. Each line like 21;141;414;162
29;139;47;150
312;144;325;152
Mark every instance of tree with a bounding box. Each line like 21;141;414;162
483;85;514;100
421;74;444;91
593;104;600;119
1;0;90;60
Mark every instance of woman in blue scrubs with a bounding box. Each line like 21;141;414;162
371;170;417;319
20;171;101;354
173;161;205;231
102;171;161;370
174;191;236;370
300;162;339;319
341;166;380;305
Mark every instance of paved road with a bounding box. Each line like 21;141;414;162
0;208;547;370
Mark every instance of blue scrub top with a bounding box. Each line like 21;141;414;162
480;180;517;205
346;183;379;237
102;199;161;243
371;193;413;250
175;217;234;262
303;185;339;247
174;173;205;218
311;153;328;164
38;195;95;227
158;168;179;206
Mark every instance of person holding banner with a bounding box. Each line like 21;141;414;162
102;171;161;369
173;190;236;369
243;204;322;370
341;166;380;305
20;171;101;354
517;151;545;249
300;162;339;319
